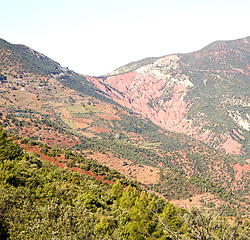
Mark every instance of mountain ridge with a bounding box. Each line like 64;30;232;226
0;36;249;216
88;36;250;157
104;36;250;76
0;38;63;76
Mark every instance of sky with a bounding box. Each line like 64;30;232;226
1;0;250;76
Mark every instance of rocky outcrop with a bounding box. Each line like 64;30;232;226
88;38;250;155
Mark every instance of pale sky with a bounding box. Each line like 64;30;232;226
1;0;249;76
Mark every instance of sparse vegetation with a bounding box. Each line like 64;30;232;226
0;36;249;239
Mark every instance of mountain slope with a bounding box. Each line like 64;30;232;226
1;128;249;239
0;37;249;215
0;38;62;76
88;36;250;157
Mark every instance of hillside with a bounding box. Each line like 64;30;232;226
1;128;249;239
0;37;249;217
89;37;250;157
0;38;62;76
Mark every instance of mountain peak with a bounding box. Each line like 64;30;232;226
0;38;62;76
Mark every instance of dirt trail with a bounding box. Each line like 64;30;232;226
19;143;112;185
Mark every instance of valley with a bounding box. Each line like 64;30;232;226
0;37;249;238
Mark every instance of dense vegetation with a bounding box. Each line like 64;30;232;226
0;127;249;239
0;73;7;82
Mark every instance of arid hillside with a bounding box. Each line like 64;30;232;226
88;37;250;157
0;37;249;216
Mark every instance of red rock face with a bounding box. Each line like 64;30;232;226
233;163;250;181
221;137;242;155
88;54;244;155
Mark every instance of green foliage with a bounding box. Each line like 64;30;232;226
180;38;250;157
1;35;249;238
182;207;250;240
0;126;23;163
58;71;120;105
0;128;248;239
2;98;249;212
150;171;201;200
0;72;7;82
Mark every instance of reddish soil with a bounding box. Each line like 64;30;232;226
91;127;109;133
233;163;250;181
68;167;113;185
19;125;80;148
80;131;99;138
169;192;227;210
60;107;72;118
87;152;160;185
79;118;93;124
18;143;112;185
221;137;242;155
72;118;89;129
88;63;244;155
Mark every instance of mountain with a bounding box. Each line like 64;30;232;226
0;38;62;76
0;37;249;217
89;37;250;157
